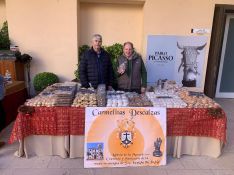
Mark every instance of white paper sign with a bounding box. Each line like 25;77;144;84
84;107;166;168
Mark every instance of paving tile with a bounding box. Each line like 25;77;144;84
167;169;213;175
179;156;201;169
223;143;234;153
47;156;65;168
0;168;13;175
48;156;83;168
60;158;84;168
145;167;167;175
212;170;234;175
11;168;70;175
92;168;112;175
70;168;93;175
157;156;184;170
215;99;234;111
0;142;19;151
0;149;16;168
223;131;234;153
227;115;234;122
227;121;234;129
10;156;51;168
193;153;234;170
33;156;52;168
111;167;148;175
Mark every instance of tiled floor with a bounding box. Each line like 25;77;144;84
0;98;234;175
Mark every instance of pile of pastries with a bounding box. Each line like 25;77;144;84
52;90;75;106
106;91;129;107
24;81;221;109
26;82;77;107
178;89;220;108
25;96;57;107
146;92;187;108
72;92;97;107
127;93;153;107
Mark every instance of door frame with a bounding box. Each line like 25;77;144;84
204;4;234;98
215;14;234;98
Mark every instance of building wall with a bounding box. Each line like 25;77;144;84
142;0;234;89
215;0;234;4
0;0;6;27
5;0;78;84
79;3;143;53
142;0;215;89
4;0;234;91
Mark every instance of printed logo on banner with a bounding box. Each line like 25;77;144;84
153;138;163;157
86;143;104;160
117;117;135;148
148;51;174;63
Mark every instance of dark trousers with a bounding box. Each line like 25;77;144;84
0;100;5;131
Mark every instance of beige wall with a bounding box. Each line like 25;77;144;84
0;0;6;27
79;0;229;89
79;3;143;53
4;0;234;91
214;0;234;4
5;0;78;84
77;1;80;58
141;0;234;89
142;0;215;90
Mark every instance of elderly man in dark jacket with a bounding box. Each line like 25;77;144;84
79;34;114;89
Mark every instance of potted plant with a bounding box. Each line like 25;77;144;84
0;21;10;50
33;72;59;92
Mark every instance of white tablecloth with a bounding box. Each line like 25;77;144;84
15;135;223;158
15;136;69;158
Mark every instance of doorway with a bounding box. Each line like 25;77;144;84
204;5;234;98
216;14;234;98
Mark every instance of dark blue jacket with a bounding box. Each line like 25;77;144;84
79;47;114;89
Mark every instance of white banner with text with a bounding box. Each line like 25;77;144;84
84;107;166;168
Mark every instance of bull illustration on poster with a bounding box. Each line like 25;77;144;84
177;42;207;87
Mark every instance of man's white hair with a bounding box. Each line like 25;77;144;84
92;34;102;41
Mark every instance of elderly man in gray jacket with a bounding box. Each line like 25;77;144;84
0;75;5;147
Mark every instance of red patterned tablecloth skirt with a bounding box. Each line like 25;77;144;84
9;107;227;144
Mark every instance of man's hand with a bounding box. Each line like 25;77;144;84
117;67;125;75
141;87;146;94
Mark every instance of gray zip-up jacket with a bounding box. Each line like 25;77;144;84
117;52;147;90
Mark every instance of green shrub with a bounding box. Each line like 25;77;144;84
104;43;123;89
0;21;10;50
104;43;123;75
78;44;90;62
33;72;59;92
74;45;90;81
